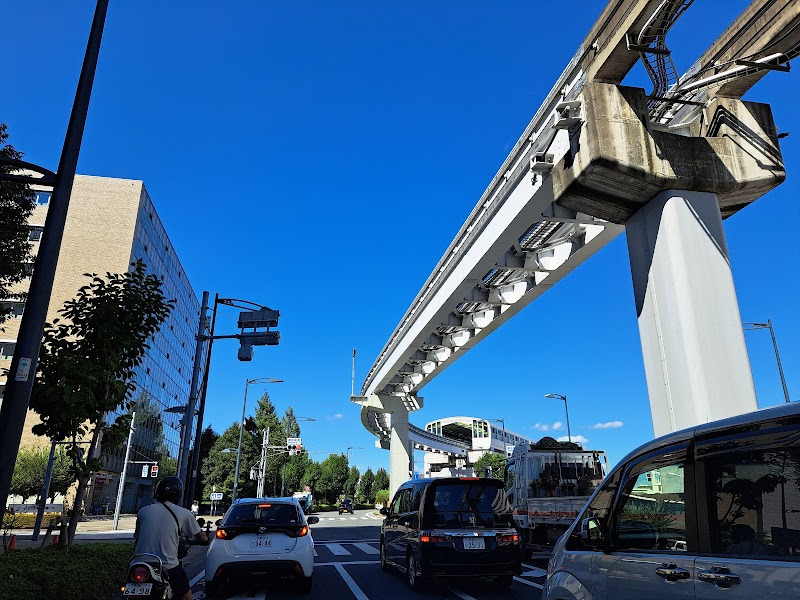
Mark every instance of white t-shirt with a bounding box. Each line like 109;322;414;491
134;501;202;569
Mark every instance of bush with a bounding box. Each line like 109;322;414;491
374;489;390;505
2;513;61;529
0;542;134;600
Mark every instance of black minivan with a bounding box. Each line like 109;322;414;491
379;477;522;590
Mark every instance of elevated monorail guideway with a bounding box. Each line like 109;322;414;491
353;0;800;494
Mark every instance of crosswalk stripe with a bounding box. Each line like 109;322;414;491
313;547;318;556
325;543;351;556
353;542;379;555
514;576;544;589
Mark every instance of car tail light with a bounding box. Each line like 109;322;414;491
216;528;236;540
297;526;309;537
130;566;149;583
499;534;519;543
420;533;449;543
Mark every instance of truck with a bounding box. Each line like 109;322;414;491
504;437;607;553
292;490;314;514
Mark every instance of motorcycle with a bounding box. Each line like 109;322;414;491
122;517;210;598
122;552;171;598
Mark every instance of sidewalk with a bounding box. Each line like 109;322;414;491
7;515;139;549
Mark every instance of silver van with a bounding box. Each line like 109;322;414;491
545;402;800;599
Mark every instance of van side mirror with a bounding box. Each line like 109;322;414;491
379;507;389;516
580;517;607;549
307;516;319;525
215;519;222;527
197;518;206;527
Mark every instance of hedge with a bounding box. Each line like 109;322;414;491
0;542;134;600
2;513;61;529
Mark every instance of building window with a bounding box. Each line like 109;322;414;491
0;301;24;319
29;226;44;241
0;342;16;360
34;191;51;206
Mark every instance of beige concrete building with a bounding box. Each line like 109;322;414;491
1;175;202;513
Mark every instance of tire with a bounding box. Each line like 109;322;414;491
380;539;391;571
299;575;313;593
494;574;514;589
407;552;425;591
204;580;220;598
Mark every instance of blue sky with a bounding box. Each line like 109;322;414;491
3;1;798;476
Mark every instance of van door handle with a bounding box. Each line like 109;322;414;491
698;566;741;588
655;563;691;582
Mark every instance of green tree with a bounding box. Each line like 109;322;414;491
317;454;349;504
201;422;260;501
192;426;219;501
373;468;389;494
0;123;35;326
282;452;311;494
344;466;360;498
356;467;374;504
300;461;322;497
375;489;390;506
10;446;48;501
29;261;174;545
253;391;285;495
473;451;507;479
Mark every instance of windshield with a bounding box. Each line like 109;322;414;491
425;481;514;528
224;503;301;527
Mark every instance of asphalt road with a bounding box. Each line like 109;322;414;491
184;510;547;600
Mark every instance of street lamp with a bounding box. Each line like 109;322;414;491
744;320;792;404
345;446;363;463
544;394;572;444
232;377;282;502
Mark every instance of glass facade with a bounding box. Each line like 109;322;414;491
90;187;205;514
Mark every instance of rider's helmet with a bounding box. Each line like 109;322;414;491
154;476;183;504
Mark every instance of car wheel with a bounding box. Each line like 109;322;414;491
407;552;425;591
380;539;391;571
298;575;313;593
204;580;221;598
494;574;514;589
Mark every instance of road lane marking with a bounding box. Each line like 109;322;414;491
514;576;544;589
315;539;379;544
315;560;379;566
334;563;370;600
353;542;379;554
450;589;478;600
189;569;205;587
313;547;318;556
326;543;351;555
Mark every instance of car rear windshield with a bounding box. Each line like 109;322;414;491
224;503;301;526
425;481;514;529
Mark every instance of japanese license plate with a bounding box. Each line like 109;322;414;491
463;537;485;550
123;583;153;595
250;535;272;548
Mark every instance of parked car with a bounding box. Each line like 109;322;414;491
338;498;355;515
380;477;522;590
205;497;319;597
545;401;800;600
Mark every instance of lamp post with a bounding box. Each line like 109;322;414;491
232;377;282;502
744;320;792;404
345;446;363;464
544;394;572;444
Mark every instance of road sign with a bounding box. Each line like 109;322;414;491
141;465;149;478
150;465;159;478
210;492;223;501
287;437;302;446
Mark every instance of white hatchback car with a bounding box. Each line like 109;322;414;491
205;497;318;596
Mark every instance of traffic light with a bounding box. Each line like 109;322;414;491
286;437;302;456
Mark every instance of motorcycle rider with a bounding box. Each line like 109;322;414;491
134;476;209;600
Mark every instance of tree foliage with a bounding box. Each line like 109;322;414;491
10;445;72;502
356;467;374;504
373;468;389;493
0;123;35;325
29;261;174;545
201;422;260;501
192;426;219;501
344;466;360;498
473;451;507;480
317;454;349;504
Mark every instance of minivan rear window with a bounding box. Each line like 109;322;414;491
425;481;514;528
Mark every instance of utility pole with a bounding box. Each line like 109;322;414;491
113;411;136;531
256;427;270;497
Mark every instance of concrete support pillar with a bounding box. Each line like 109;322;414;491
626;190;758;437
389;407;412;497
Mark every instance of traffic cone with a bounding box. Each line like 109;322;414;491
52;534;59;545
8;534;16;550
